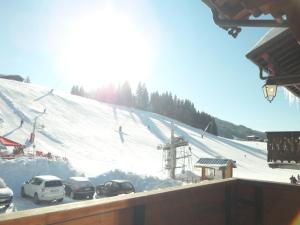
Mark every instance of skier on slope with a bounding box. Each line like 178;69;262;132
20;119;24;128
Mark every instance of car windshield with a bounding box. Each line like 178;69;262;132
45;180;63;187
120;182;133;190
0;179;6;188
76;181;92;188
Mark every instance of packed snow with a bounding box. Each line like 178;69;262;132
0;79;299;213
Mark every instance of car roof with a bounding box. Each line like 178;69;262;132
69;177;89;182
34;175;61;181
110;180;131;183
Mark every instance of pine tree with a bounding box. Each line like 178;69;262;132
70;85;79;95
119;81;133;107
79;86;85;97
209;118;218;135
71;86;76;95
135;83;149;110
135;82;143;109
24;76;31;83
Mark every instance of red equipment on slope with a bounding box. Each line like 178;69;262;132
0;136;23;147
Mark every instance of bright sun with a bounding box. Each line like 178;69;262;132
58;7;155;89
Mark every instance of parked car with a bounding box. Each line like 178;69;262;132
21;175;64;204
96;180;135;197
64;177;95;199
0;178;13;208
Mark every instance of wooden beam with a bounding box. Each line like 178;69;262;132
266;75;300;86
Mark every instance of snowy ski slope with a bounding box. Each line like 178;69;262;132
0;79;298;184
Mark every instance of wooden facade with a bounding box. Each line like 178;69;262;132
1;178;299;225
223;163;234;179
195;158;236;180
266;132;300;163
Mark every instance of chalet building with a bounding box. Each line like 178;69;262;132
194;158;236;180
0;74;24;82
247;28;300;100
246;135;260;141
247;27;300;169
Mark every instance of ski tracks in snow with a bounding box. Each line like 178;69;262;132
0;91;31;123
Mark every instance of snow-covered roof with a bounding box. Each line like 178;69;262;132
194;158;236;169
246;27;300;99
249;28;288;53
111;180;131;183
70;177;89;182
35;175;61;181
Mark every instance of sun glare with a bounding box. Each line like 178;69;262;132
58;7;155;89
291;211;300;225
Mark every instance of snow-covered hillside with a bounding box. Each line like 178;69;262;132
0;79;298;188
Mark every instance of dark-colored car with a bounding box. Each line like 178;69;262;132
0;178;13;208
64;177;95;199
96;180;135;197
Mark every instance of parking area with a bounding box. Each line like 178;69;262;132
0;195;101;214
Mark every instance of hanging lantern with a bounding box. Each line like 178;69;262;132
262;84;277;103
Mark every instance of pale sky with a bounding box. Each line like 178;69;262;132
0;0;299;132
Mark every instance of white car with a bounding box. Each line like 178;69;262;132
21;175;64;204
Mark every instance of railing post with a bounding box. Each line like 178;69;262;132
133;205;145;225
225;185;233;225
255;186;263;225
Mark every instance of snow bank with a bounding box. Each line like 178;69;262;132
0;158;181;199
0;158;79;196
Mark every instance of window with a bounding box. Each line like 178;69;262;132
0;179;6;188
31;178;43;185
45;180;63;187
105;182;112;187
76;181;92;188
112;182;119;189
120;182;133;190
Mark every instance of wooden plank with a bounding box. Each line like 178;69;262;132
143;181;229;225
54;208;133;225
236;179;300;225
133;205;145;225
235;182;257;225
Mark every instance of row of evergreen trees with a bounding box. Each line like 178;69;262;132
70;82;218;135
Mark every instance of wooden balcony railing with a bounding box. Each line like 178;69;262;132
266;132;300;163
0;178;299;225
